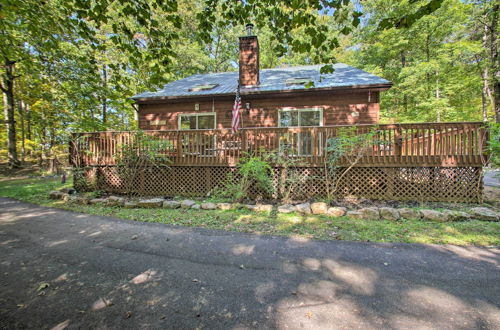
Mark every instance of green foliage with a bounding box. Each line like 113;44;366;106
1;176;499;246
324;127;379;200
115;131;172;194
213;153;273;202
267;145;307;204
489;123;500;167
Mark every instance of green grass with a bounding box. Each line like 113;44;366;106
0;177;499;246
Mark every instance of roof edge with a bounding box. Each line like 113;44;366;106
132;83;393;103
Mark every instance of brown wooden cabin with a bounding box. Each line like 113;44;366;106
132;27;392;132
71;26;488;202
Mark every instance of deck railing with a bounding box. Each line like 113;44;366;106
70;122;489;168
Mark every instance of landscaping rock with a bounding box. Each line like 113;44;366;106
311;202;328;215
469;207;499;221
107;196;125;206
443;210;471;222
346;211;363;219
277;204;295;213
59;188;76;194
124;201;138;208
191;204;201;210
181;200;196;209
254;204;273;212
137;198;164;208
89;198;107;205
295;203;312;214
420;209;448;222
67;195;89;205
49;191;66;200
359;207;380;220
399;208;422;220
201;202;217;210
242;204;256;211
163;200;181;209
217;203;233;210
379;207;400;221
326;207;346;217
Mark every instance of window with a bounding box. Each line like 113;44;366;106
188;84;219;92
285;77;312;86
179;112;216;130
279;108;322;127
278;108;323;156
178;112;217;156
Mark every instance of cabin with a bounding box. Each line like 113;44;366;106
70;26;488;203
132;27;392;131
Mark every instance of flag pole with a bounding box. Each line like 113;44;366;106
238;81;244;130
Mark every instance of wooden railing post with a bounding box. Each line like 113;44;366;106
177;132;182;162
311;127;318;164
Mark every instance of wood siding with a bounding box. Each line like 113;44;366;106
138;91;380;130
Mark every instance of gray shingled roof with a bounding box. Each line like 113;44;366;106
132;63;391;100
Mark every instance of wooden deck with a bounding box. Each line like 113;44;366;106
71;122;489;168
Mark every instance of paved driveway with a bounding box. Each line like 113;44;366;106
0;197;499;329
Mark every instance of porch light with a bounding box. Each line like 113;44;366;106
195;103;200;111
245;23;254;36
245;102;251;110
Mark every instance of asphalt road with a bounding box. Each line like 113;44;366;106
0;197;499;329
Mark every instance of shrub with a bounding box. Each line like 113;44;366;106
213;153;273;202
115;131;172;194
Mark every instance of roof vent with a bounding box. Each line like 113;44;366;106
188;84;219;92
286;77;312;86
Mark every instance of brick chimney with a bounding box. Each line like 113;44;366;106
239;24;259;87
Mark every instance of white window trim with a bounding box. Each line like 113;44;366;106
278;107;324;127
178;112;217;130
278;107;323;156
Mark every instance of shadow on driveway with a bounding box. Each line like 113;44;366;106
0;197;499;329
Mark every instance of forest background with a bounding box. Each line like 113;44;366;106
0;0;497;166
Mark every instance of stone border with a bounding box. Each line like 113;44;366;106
49;191;500;222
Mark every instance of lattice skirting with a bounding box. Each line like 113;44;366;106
74;166;483;203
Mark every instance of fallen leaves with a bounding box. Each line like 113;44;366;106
37;282;49;291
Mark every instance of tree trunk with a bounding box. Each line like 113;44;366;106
491;4;499;123
401;51;408;113
1;60;20;168
102;65;107;125
26;102;31;141
436;74;441;122
18;99;25;162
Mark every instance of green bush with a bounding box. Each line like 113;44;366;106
212;153;274;202
489;123;500;167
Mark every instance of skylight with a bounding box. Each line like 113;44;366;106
286;77;312;86
188;84;219;92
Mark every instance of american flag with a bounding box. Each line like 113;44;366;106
231;83;242;133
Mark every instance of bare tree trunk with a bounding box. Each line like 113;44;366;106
491;4;499;123
401;51;408;113
102;64;107;125
482;72;488;121
436;74;441;122
18;99;25;162
1;60;20;168
26;102;31;140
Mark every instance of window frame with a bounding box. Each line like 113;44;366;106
278;107;323;128
278;107;323;156
178;112;217;130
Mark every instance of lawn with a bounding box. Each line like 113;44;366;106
0;177;499;246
